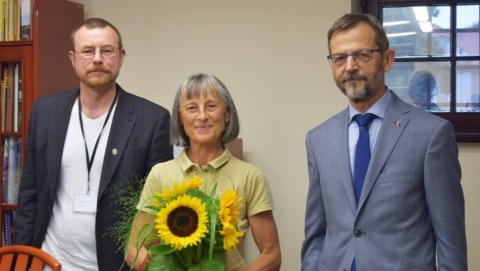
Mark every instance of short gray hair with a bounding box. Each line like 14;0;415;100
170;73;240;147
327;13;389;53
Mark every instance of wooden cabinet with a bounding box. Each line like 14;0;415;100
0;0;83;246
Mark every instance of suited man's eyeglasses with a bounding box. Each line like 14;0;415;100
327;49;385;68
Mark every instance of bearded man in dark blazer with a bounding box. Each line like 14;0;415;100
14;18;173;271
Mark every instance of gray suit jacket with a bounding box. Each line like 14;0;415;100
14;84;174;271
301;92;467;271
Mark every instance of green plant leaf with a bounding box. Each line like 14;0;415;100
188;254;225;271
145;254;185;271
148;243;176;255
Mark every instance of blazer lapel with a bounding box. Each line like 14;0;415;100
357;93;411;211
47;89;79;204
97;85;136;198
332;109;358;214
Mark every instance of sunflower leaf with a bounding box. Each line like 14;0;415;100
185;188;209;202
148;243;177;255
145;254;184;271
189;253;225;271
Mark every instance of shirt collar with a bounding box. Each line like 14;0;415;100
348;88;392;123
178;147;231;173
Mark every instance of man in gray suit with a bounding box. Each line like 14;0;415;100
301;13;467;270
14;18;173;270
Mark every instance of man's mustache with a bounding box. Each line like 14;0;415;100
341;73;366;83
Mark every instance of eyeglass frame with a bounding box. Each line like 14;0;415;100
327;49;386;68
72;47;121;59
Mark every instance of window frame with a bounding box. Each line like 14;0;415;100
362;0;480;142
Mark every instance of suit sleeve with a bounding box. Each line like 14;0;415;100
301;131;327;270
424;121;467;270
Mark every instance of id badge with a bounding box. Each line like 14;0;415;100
73;194;97;214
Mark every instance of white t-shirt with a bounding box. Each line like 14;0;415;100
41;98;115;270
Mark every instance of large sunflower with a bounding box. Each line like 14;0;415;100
218;189;244;250
155;194;208;250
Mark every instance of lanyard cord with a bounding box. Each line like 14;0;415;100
78;89;119;194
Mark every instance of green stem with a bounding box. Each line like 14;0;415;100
197;242;202;263
209;214;217;261
176;250;188;268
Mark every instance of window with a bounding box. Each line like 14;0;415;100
362;0;480;142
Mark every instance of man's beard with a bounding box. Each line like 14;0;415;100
338;72;380;103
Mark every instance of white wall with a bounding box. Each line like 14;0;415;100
74;0;480;269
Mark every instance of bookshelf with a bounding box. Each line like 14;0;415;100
0;0;84;246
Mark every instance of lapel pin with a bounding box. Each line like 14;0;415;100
394;120;400;127
112;148;118;155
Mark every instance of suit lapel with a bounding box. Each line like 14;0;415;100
47;90;79;203
332;110;358;214
97;86;136;198
357;94;411;211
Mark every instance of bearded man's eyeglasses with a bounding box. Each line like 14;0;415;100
327;49;386;68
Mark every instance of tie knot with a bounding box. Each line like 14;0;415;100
354;113;376;127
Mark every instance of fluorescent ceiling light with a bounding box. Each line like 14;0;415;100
413;6;429;22
387;32;417;38
419;21;433;32
383;20;410;26
412;6;433;33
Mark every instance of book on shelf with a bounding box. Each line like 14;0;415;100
15;139;21;202
0;0;5;41
14;0;20;40
0;62;4;132
6;0;15;41
2;65;7;132
13;63;20;132
17;69;22;131
1;139;8;203
5;62;14;132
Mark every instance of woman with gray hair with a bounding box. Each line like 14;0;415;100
127;73;281;271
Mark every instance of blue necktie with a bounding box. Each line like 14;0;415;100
353;113;376;205
351;113;376;271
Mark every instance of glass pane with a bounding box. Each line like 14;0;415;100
457;61;480;112
383;6;451;57
457;5;479;56
386;62;451;112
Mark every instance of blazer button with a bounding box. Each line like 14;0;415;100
354;229;363;237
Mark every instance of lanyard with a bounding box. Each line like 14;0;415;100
78;90;118;194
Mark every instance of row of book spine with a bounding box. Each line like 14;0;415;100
1;0;32;41
2;136;21;204
2;210;13;246
1;62;22;133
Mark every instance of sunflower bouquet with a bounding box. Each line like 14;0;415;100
130;177;244;271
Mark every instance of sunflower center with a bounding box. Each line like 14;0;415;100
167;206;199;237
